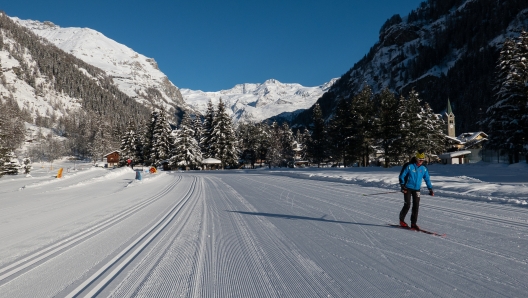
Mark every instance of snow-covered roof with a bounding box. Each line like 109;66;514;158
103;150;120;157
445;135;462;144
438;150;472;159
457;132;488;143
202;158;222;164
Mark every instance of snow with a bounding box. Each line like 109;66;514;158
12;17;185;113
0;160;527;297
181;78;338;123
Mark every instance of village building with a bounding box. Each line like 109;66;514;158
440;100;488;164
103;151;120;168
201;157;222;170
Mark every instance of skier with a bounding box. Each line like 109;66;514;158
398;150;434;230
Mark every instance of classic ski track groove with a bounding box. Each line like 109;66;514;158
104;175;205;297
0;176;183;285
224;176;434;296
229;173;526;295
209;176;346;297
264;174;528;215
225;176;465;296
259;175;528;228
65;176;197;297
254;175;528;265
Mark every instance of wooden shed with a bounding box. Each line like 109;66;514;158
202;158;222;170
104;151;120;167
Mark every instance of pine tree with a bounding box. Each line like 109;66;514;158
171;113;202;170
200;100;215;158
255;122;270;167
135;119;148;165
210;99;238;169
307;103;327;167
349;85;376;167
3;151;19;175
421;102;446;158
376;88;402;167
192;116;203;145
267;121;283;167
483;32;528;162
328;97;352;166
119;121;138;166
22;157;32;175
149;110;173;167
280;122;294;166
237;122;259;168
397;90;427;161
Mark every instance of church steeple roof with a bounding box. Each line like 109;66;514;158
446;98;453;115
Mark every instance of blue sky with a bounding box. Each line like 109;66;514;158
3;0;423;91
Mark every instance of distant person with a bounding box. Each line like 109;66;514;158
398;150;434;230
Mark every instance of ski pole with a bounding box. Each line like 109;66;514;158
362;191;399;196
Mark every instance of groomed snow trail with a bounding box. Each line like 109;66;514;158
1;171;527;297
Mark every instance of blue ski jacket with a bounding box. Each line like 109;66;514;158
399;162;433;191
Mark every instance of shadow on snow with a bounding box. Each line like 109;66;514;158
227;210;386;227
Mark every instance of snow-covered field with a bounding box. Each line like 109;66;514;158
1;160;527;297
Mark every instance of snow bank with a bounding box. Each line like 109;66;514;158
267;162;528;206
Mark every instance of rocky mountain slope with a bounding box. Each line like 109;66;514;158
292;0;528;133
0;12;150;126
14;17;186;118
181;78;337;123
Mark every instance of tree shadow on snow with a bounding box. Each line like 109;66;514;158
227;210;386;227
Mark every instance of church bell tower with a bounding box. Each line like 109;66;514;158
443;99;455;137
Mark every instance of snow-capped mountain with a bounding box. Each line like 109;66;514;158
14;18;185;115
0;12;150;127
181;78;337;123
15;17;334;123
291;0;528;132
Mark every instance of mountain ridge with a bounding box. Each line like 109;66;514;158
13;17;186;118
181;78;337;123
291;0;528;132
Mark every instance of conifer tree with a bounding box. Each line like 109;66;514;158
307;103;327;167
237;122;259;168
280;122;294;166
149;110;173;166
328;97;352;166
376;88;402;167
267;121;283;167
421;102;446;157
349;85;376;166
3;151;19;175
171;113;202;170
120;121;138;166
397;90;426;161
135;119;148;165
483;32;528;162
22;157;32;175
255;122;270;167
210;99;238;169
201;100;215;158
192;116;203;145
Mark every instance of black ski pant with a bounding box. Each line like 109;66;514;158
399;190;420;224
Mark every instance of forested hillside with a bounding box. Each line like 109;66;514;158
292;0;528;134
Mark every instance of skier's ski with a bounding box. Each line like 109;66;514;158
388;224;446;237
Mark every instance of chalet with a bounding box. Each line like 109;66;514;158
103;151;120;167
438;150;472;164
202;157;222;170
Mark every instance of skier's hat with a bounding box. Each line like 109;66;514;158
415;151;425;160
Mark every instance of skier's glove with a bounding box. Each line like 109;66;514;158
429;189;434;196
401;185;407;194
